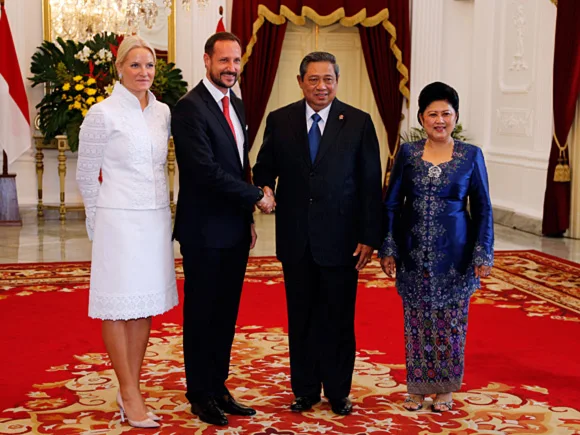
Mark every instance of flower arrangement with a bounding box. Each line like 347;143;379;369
30;33;188;152
62;75;105;117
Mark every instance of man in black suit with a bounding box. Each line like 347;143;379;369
253;52;383;416
171;32;275;427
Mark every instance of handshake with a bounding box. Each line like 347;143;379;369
257;186;276;214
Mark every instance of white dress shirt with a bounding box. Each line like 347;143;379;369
305;101;333;135
202;76;245;164
76;82;171;239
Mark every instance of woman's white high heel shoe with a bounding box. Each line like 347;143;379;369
116;391;160;428
116;390;161;421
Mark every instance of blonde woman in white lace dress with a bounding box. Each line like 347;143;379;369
76;36;178;429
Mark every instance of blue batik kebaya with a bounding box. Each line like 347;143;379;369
379;138;494;396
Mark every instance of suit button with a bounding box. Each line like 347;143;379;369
309;198;313;204
309;172;314;177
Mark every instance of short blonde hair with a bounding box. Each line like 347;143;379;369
115;35;156;72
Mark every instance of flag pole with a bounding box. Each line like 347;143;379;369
1;0;10;176
1;0;6;176
0;0;23;225
2;151;8;175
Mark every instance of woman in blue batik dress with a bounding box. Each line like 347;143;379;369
379;82;494;412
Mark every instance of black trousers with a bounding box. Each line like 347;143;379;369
180;238;250;403
282;246;359;400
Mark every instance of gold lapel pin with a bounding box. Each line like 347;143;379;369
339;114;344;120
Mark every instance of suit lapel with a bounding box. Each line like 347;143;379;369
230;93;248;170
288;100;311;168
197;82;242;170
313;99;345;167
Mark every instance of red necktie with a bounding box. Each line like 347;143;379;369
222;96;236;140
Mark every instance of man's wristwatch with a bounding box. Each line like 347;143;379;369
256;187;264;203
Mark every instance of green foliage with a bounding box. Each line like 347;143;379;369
400;123;470;144
30;33;188;152
151;59;187;110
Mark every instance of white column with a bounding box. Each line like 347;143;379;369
467;0;497;151
409;0;444;127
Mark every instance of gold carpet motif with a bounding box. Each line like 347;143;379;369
1;324;579;435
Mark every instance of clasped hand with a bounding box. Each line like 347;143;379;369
474;265;491;278
257;186;276;214
380;256;396;277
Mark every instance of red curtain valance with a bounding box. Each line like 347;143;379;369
233;0;410;102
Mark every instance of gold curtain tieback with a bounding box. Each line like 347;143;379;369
553;133;571;183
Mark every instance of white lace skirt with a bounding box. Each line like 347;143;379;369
88;206;178;320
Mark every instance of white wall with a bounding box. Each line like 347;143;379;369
4;0;559;226
482;0;556;221
411;0;556;223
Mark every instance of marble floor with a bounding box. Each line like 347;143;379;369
1;209;580;264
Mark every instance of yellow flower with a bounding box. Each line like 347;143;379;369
96;96;105;103
73;75;83;82
86;77;96;85
86;97;95;105
62;94;67;100
75;95;82;101
82;109;88;117
68;104;73;110
105;84;114;95
73;101;82;109
85;88;97;96
75;84;84;91
62;83;71;91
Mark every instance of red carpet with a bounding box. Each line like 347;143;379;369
0;251;579;434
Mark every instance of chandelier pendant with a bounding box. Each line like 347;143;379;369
49;0;205;41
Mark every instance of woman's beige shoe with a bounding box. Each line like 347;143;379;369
117;391;161;428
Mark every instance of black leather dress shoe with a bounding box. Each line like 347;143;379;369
290;395;321;412
191;398;228;426
215;394;256;416
330;397;353;415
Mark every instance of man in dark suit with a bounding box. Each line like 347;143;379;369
171;32;275;427
253;52;383;416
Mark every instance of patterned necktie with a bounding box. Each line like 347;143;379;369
308;113;322;163
222;95;236;140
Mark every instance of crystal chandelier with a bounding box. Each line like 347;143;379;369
49;0;198;42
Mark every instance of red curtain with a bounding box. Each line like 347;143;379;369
231;0;410;152
240;21;286;151
232;2;287;150
541;0;580;236
359;0;409;178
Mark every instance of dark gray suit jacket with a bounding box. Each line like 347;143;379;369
253;98;383;266
172;81;261;248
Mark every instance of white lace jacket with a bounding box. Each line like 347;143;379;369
76;83;171;240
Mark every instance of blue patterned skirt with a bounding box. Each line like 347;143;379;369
403;297;470;395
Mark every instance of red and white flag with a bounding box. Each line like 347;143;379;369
0;3;31;165
216;16;226;33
